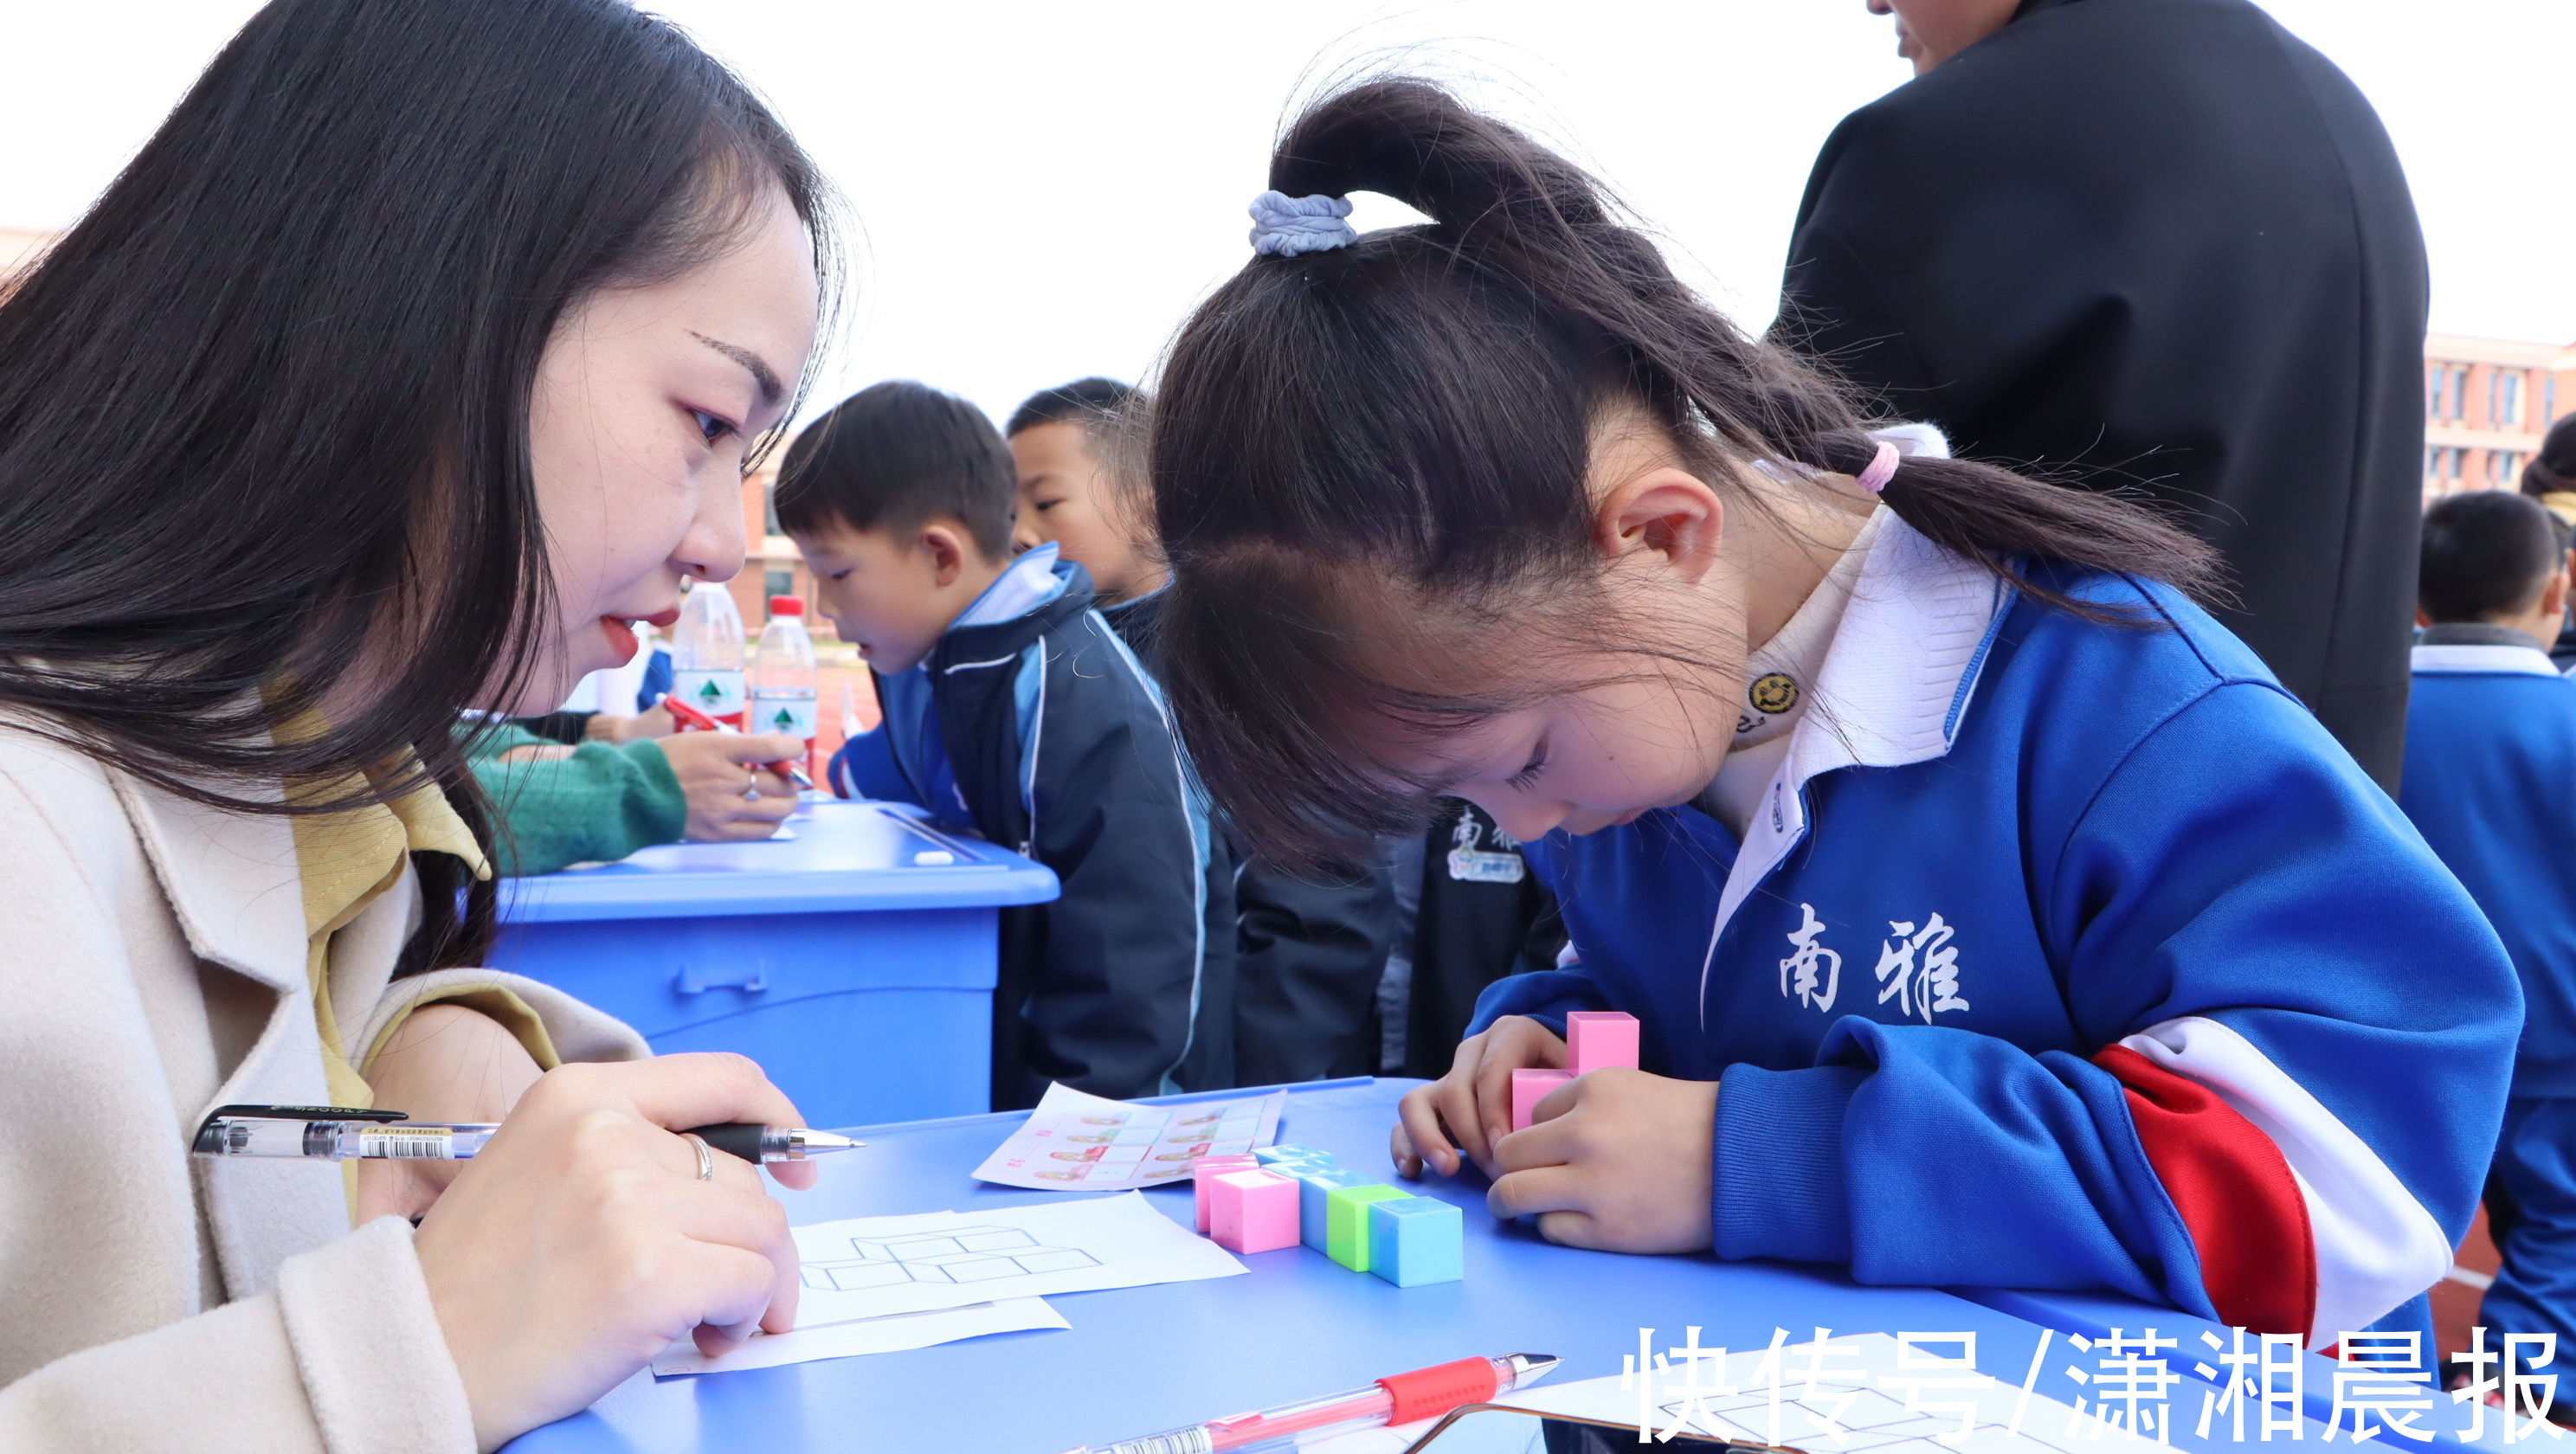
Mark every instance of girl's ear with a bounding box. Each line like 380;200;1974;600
1594;467;1725;584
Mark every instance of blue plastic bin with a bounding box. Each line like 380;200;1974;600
490;799;1058;1128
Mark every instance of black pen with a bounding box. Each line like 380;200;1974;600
190;1104;864;1164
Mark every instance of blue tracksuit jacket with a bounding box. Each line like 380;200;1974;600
1471;517;2518;1348
2398;633;2576;1348
829;550;1218;1110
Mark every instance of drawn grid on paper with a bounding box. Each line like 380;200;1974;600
1658;1386;2088;1454
801;1225;1104;1291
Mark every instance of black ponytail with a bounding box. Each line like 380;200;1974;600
1150;78;2222;866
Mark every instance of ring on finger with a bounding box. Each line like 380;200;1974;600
682;1132;715;1182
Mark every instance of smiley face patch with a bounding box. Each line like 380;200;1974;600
1748;672;1800;717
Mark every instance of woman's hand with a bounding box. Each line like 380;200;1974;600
1485;1067;1718;1254
660;731;802;843
356;1003;545;1223
1391;1015;1566;1180
410;1052;819;1452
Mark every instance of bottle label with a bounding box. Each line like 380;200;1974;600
674;669;745;717
750;689;818;739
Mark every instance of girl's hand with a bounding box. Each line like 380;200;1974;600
1485;1067;1719;1253
1391;1015;1566;1180
410;1052;819;1452
356;1003;546;1223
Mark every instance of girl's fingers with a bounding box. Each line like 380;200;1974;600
1533;1209;1607;1250
1486;1161;1588;1222
1394;1087;1459;1177
1467;1052;1520;1171
658;1175;802;1335
1389;1121;1423;1180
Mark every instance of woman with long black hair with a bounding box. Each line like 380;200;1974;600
0;2;831;1446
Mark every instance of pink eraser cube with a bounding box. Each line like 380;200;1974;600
1208;1168;1301;1253
1191;1154;1261;1232
1565;1011;1640;1076
1510;1068;1575;1132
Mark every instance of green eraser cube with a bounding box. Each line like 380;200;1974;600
1323;1183;1408;1271
1368;1195;1465;1286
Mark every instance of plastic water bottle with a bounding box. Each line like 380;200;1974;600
750;595;819;775
671;580;747;728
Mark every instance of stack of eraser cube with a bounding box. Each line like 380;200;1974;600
1509;1010;1639;1130
1191;1145;1463;1286
1188;1011;1640;1284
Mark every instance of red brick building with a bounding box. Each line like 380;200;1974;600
2423;333;2576;499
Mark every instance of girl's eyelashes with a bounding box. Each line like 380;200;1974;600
688;407;738;446
1507;738;1550;790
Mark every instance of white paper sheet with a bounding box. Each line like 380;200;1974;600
649;1298;1066;1377
971;1082;1287;1191
1312;1333;2163;1453
789;1192;1245;1324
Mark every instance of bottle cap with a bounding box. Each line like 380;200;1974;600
770;595;804;616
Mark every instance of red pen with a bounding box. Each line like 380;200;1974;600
1064;1352;1558;1453
660;692;816;793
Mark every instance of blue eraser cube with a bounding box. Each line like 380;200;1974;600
1368;1195;1464;1287
1257;1143;1336;1166
1295;1168;1370;1251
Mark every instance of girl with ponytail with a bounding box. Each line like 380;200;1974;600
1149;79;2513;1344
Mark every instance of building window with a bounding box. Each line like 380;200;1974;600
2494;450;2523;486
2548;375;2560;428
2502;371;2525;427
763;568;793;608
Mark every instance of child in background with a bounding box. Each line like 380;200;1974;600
1009;376;1399;1086
467;718;802;873
2399;491;2576;1368
777;380;1220;1109
1008;377;1165;606
1139;78;2516;1348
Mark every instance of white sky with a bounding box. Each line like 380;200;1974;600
6;1;2569;428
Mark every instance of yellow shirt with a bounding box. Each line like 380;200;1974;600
287;764;557;1108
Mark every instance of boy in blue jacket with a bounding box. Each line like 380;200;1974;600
776;381;1218;1110
2400;490;2576;1359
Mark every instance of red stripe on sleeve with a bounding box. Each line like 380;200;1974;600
2096;1043;2316;1338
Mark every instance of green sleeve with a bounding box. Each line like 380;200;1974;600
471;738;687;876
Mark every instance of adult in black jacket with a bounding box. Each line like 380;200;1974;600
1781;0;2429;787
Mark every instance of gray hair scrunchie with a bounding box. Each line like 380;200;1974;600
1248;190;1357;258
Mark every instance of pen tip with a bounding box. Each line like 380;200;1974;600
800;1130;864;1152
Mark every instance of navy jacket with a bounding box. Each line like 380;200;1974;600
1103;588;1397;1085
2399;634;2576;1099
830;551;1217;1109
1473;516;2516;1348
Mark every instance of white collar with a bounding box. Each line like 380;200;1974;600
954;543;1068;629
2411;642;2563;678
1698;512;2009;1022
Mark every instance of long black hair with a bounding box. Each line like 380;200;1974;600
0;0;828;968
1149;79;2220;868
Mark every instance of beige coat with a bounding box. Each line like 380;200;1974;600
0;719;647;1451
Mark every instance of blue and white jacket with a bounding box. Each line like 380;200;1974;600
830;548;1219;1110
2400;627;2576;1101
1472;517;2518;1347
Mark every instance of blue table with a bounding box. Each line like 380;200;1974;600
506;1079;2396;1454
492;799;1056;1127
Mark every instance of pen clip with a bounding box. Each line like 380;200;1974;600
202;1103;411;1125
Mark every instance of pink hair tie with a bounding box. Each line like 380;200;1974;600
1854;440;1901;493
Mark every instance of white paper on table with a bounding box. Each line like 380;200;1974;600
649;1297;1066;1376
1311;1334;2138;1454
790;1191;1244;1324
971;1082;1286;1191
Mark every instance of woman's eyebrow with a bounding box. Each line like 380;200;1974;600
689;331;782;409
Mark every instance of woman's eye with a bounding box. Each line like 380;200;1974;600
1033;499;1058;513
828;568;851;581
690;409;736;446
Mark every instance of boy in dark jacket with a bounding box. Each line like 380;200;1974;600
777;381;1217;1110
2399;490;2572;1366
